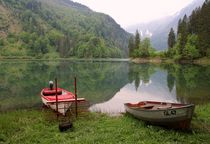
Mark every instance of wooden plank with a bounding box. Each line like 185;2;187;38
46;98;86;104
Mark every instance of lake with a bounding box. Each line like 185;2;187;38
0;60;210;115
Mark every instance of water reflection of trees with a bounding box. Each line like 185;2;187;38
1;61;210;111
54;61;129;103
162;64;210;104
0;61;130;111
128;64;156;90
127;63;210;104
0;61;61;111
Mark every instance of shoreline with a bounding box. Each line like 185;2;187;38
0;57;130;62
1;56;210;65
131;57;210;65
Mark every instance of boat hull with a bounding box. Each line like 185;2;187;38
124;101;195;129
40;88;85;115
41;97;72;115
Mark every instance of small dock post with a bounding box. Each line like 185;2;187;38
55;78;58;118
74;77;78;118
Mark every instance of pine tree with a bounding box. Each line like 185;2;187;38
168;28;176;49
177;15;189;56
189;8;200;34
141;38;150;57
206;0;210;56
177;19;182;35
134;30;140;50
130;30;141;57
198;0;210;56
171;0;210;59
128;36;135;57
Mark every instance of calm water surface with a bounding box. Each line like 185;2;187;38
0;60;210;114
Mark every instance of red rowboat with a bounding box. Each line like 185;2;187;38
124;101;195;129
41;87;85;115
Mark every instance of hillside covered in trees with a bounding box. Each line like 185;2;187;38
167;0;210;60
0;0;131;58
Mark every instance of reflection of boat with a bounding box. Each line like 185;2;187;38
124;101;195;129
41;87;85;115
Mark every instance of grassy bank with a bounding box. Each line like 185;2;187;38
1;104;210;144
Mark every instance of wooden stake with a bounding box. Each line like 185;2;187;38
55;78;58;118
74;77;78;117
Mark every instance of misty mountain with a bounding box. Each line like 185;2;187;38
126;0;205;51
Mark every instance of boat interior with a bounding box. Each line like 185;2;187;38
126;101;184;110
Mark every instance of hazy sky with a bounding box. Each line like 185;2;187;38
73;0;194;28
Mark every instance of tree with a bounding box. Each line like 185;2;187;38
169;0;210;59
134;30;140;50
178;15;189;55
198;0;210;56
172;34;182;60
183;34;200;60
189;8;200;34
167;28;176;57
168;28;176;49
177;19;182;35
140;38;150;57
129;30;141;58
128;36;135;57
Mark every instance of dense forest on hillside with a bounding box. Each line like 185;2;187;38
167;0;210;60
0;0;131;58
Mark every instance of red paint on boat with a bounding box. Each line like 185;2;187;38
42;88;62;96
40;86;86;115
126;101;187;110
41;88;75;102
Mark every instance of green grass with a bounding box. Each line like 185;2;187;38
0;104;210;144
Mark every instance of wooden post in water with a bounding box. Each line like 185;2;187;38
74;77;78;118
55;78;58;117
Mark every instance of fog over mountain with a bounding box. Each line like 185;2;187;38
126;0;205;50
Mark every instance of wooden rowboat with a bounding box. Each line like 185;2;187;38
124;101;195;129
41;88;85;115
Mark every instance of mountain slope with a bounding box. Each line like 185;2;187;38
0;0;131;58
126;0;205;50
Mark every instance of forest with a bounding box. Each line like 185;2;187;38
167;0;210;60
0;0;130;58
129;0;210;61
128;30;156;58
1;0;209;60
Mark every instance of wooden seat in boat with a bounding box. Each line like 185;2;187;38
157;103;172;109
